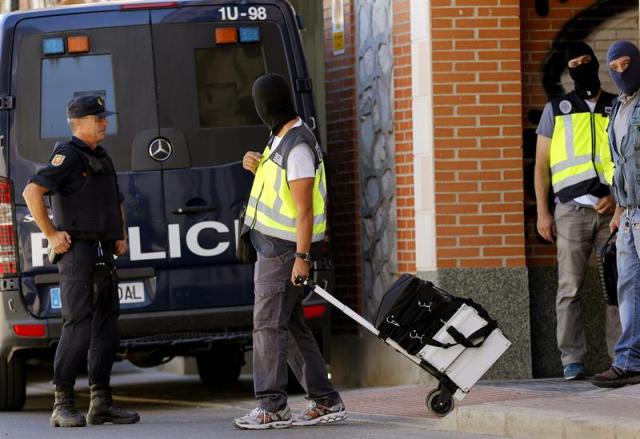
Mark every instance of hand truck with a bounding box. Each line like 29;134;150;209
297;277;511;417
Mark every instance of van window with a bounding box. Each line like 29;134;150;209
152;20;291;168
195;46;264;128
13;23;158;175
41;55;119;138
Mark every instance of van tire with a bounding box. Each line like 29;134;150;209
0;355;26;411
197;345;244;389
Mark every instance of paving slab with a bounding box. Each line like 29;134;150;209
300;378;640;438
25;362;640;437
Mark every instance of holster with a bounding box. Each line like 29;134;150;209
92;258;120;317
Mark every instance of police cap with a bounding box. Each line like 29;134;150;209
67;95;116;118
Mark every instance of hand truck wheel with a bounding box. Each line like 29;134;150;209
426;388;454;417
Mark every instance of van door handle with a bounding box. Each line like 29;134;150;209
171;206;216;215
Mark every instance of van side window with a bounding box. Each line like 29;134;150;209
41;55;118;139
195;46;264;128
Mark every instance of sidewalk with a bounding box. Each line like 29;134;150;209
313;379;640;438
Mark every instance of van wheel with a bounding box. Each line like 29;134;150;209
128;352;173;368
0;355;26;411
197;345;245;389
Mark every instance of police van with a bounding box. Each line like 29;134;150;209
0;0;332;409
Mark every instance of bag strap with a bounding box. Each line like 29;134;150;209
246;135;275;231
66;140;107;174
604;230;617;247
247;187;262;231
598;230;617;305
417;320;497;350
420;299;499;349
445;319;497;348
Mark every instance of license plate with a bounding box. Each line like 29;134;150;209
118;282;145;305
50;282;146;310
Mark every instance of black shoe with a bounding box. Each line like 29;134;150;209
86;385;140;425
591;366;640;388
50;388;86;428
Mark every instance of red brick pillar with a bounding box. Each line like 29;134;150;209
431;0;525;269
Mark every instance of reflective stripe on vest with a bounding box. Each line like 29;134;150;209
244;145;327;242
549;111;613;193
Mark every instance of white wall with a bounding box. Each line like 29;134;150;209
410;0;436;272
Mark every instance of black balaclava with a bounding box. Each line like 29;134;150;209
251;73;298;134
566;42;601;99
607;41;640;96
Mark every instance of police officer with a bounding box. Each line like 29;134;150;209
534;42;619;380
22;96;139;427
233;74;346;430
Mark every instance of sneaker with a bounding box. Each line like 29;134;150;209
233;406;292;430
292;400;348;426
563;363;586;381
591;366;640;388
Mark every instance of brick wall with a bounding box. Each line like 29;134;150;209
521;0;638;267
393;0;417;273
431;0;525;269
323;0;361;332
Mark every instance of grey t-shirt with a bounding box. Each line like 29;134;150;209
535;102;554;138
536;99;597;138
612;91;640;155
611;92;640;197
250;230;321;258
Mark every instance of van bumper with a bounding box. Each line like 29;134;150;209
0;301;255;360
0;298;331;359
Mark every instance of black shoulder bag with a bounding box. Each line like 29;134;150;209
236;200;258;264
237;138;273;264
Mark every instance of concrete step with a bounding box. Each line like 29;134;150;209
437;382;640;439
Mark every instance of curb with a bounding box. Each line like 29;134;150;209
438;403;640;439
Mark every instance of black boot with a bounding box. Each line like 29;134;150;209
50;387;86;428
86;384;140;425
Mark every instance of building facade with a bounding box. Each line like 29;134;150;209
322;0;638;386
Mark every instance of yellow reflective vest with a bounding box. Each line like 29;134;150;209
548;91;615;202
244;123;327;242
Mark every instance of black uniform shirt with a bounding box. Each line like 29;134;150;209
30;136;124;202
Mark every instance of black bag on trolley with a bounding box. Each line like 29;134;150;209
374;274;497;355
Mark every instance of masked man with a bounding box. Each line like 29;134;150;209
534;42;620;380
232;74;347;429
591;41;640;388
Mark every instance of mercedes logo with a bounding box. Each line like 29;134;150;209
148;138;173;162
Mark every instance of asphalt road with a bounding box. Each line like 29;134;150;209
0;361;505;439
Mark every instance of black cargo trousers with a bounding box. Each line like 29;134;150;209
53;240;120;389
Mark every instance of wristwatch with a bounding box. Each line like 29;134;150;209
295;252;312;263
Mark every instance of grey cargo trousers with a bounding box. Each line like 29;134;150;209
554;203;621;366
253;251;340;412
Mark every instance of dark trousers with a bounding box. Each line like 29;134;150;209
53;241;120;389
253;252;340;412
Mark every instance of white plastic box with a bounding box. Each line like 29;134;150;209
418;303;511;393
